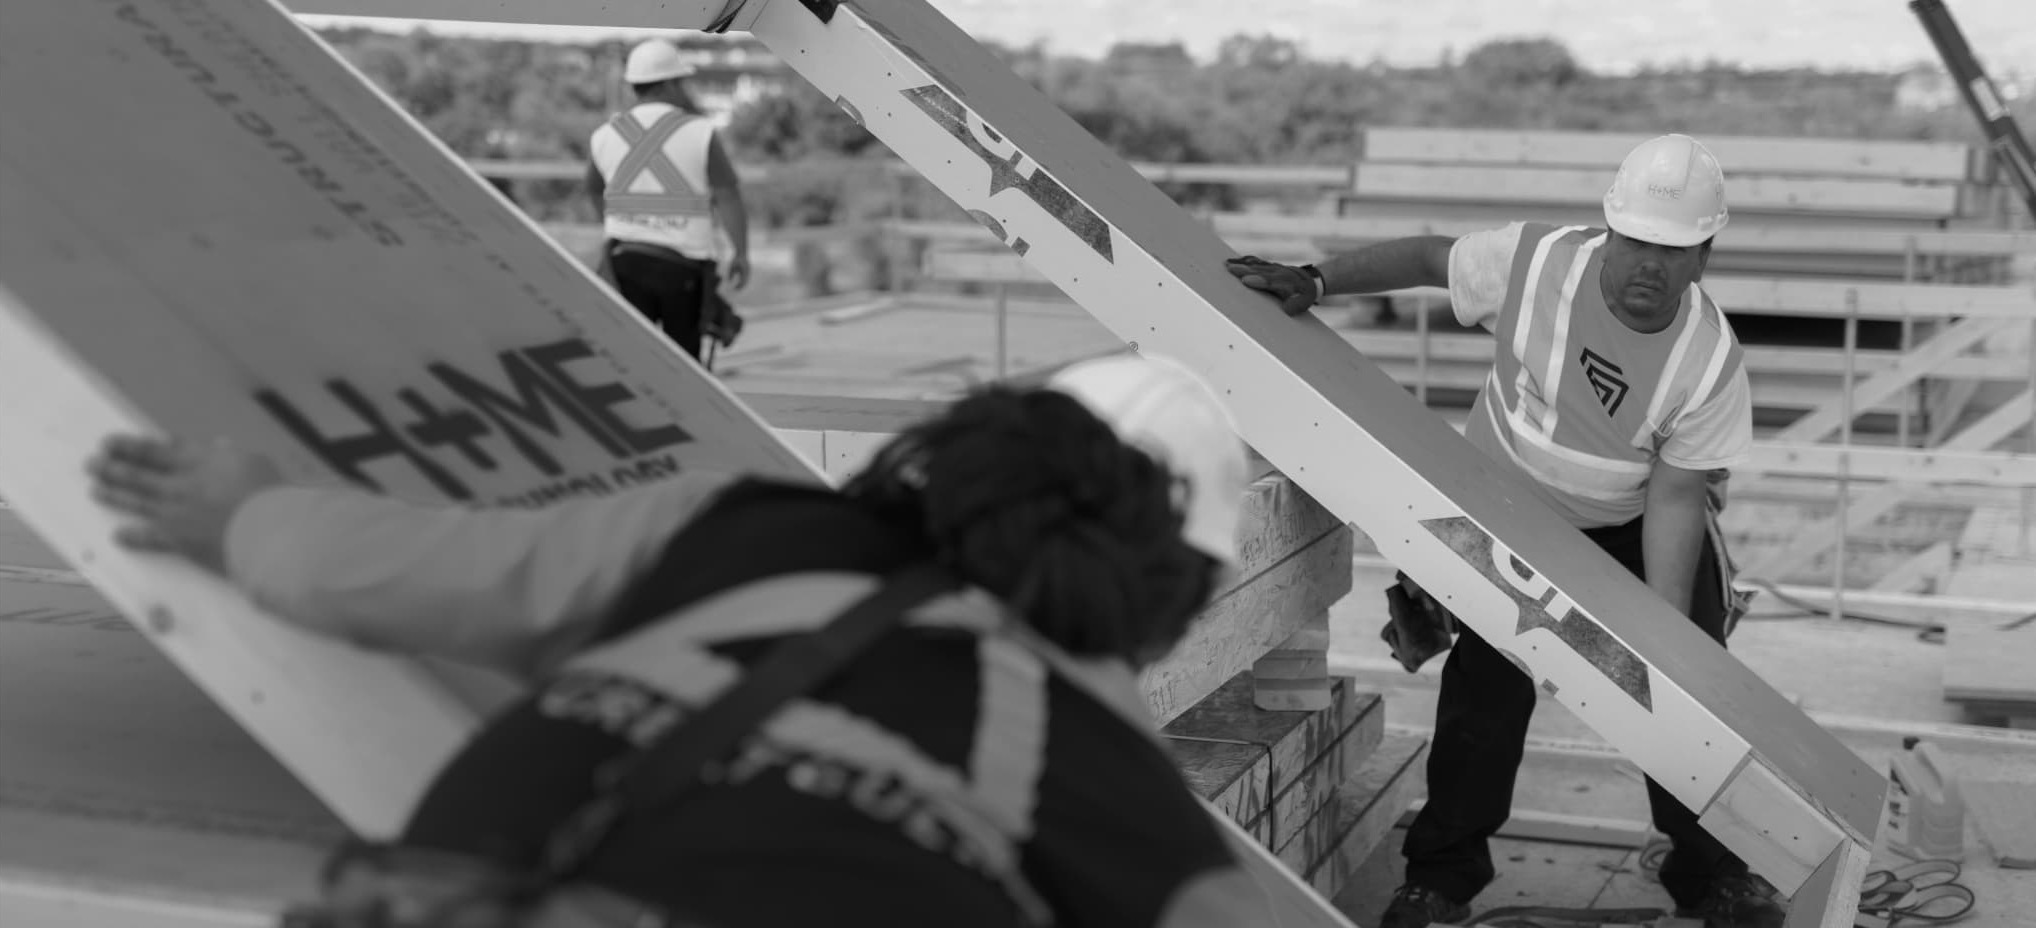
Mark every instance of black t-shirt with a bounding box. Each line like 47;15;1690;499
401;481;1237;927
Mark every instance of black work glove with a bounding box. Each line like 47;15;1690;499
1225;254;1321;317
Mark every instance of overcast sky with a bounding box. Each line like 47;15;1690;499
298;0;2034;77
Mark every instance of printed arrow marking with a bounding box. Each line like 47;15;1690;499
1422;516;1653;711
903;84;1114;263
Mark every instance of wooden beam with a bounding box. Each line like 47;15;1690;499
1758;583;2036;619
466;156;1351;189
1299;734;1429;902
889;215;2036;259
1351;163;1963;219
1699;277;2034;320
1781;838;1873;928
740;392;943;432
1865;541;1954;593
1340;198;1959;233
1145;533;1351;724
1333;329;2033;382
1128;162;1351;187
1165;677;1385;847
1747;443;2036;486
1359;126;1975;183
1927;378;1986;446
1144;477;1351;725
1208;213;2035;258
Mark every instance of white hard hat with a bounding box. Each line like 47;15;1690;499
1048;354;1249;567
1603;134;1730;247
624;39;696;84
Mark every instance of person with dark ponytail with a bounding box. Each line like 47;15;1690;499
86;355;1271;927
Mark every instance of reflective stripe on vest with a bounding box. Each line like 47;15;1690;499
1632;283;1739;446
604;109;713;218
1497;225;1600;439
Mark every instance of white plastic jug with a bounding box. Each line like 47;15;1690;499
1880;737;1966;862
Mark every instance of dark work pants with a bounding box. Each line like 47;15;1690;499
604;240;710;360
1401;515;1744;909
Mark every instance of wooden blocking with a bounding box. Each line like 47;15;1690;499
1254;610;1332;711
1294;733;1430;901
1228;474;1348;582
1780;838;1872;928
1141;476;1352;726
1164;674;1386;850
1696;759;1860;898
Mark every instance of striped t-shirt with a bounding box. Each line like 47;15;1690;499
1449;222;1754;528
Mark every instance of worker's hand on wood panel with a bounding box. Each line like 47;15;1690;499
1225;255;1320;316
87;434;283;573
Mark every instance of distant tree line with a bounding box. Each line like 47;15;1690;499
318;27;2031;227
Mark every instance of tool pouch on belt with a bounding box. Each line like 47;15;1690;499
700;283;742;350
1381;571;1458;674
597;242;742;350
275;565;958;928
1707;489;1754;639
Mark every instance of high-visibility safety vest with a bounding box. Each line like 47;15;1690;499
1459;222;1751;528
588;102;720;259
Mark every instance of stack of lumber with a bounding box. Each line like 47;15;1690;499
1163;673;1427;900
1141;473;1425;899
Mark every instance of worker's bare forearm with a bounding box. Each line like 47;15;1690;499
584;162;606;222
1642;463;1710;617
223;473;736;673
1317;235;1454;296
716;186;749;257
704;137;748;259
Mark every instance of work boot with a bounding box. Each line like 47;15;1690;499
1677;872;1787;928
1378;883;1472;928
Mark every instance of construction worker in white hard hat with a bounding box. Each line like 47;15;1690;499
1229;135;1772;928
586;38;750;363
87;355;1278;928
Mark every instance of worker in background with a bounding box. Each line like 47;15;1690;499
587;38;750;361
87;356;1273;928
1229;135;1771;928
